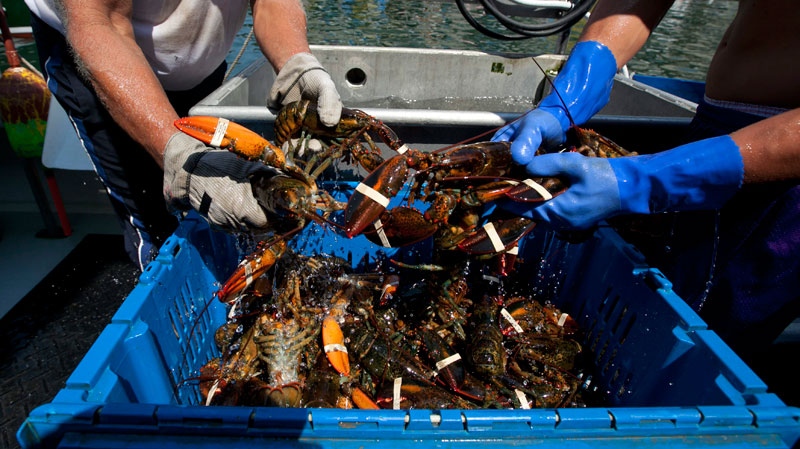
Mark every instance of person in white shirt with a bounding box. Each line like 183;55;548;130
24;0;342;269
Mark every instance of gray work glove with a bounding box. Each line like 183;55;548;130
268;52;342;126
163;132;275;231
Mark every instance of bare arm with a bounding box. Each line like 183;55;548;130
58;0;178;167
578;0;675;69
250;0;311;72
732;109;800;184
581;0;800;185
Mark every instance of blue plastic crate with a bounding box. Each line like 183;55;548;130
17;184;800;448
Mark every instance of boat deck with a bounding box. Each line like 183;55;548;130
0;138;141;449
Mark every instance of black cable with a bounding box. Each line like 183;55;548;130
454;0;532;40
455;0;597;39
481;0;596;36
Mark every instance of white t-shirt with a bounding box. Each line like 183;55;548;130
24;0;249;90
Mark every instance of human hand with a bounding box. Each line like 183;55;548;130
492;108;566;167
501;135;744;231
268;52;342;126
493;41;617;166
163;132;276;231
500;151;619;230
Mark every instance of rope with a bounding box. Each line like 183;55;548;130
224;23;254;81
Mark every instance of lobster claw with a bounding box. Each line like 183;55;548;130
322;316;350;376
350;386;380;409
174;116;287;168
505;177;567;203
420;328;486;402
457;217;535;255
217;239;287;303
343;153;410;237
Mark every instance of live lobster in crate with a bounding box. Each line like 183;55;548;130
189;242;592;409
172;97;633;409
18;49;800;448
175;98;634;258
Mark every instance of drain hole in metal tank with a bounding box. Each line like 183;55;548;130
345;67;367;87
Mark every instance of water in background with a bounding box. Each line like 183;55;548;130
2;1;737;82
227;0;738;81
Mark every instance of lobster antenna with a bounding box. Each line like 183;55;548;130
530;56;576;127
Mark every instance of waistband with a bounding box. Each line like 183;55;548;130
702;95;788;118
690;96;783;137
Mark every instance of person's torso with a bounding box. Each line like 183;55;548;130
705;0;800;109
23;0;250;90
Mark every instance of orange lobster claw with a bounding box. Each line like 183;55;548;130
174;116;286;167
322;316;350;376
351;386;380;409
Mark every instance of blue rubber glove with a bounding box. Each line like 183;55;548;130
502;135;745;230
492;41;618;166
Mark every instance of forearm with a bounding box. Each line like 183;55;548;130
251;0;311;72
732;108;800;183
578;0;675;68
60;1;177;167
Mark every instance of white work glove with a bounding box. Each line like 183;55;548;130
268;52;342;126
163;132;276;231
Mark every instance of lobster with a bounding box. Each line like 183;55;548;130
176;115;346;227
274;99;405;174
175;98;628;257
342;141;532;247
344;125;634;255
174;101;548;255
173;105;390;301
196;247;387;409
191;222;591;410
335;50;639;255
464;294;586;409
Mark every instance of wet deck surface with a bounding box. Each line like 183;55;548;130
0;122;140;447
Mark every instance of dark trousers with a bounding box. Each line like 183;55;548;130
615;99;800;362
30;14;227;269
